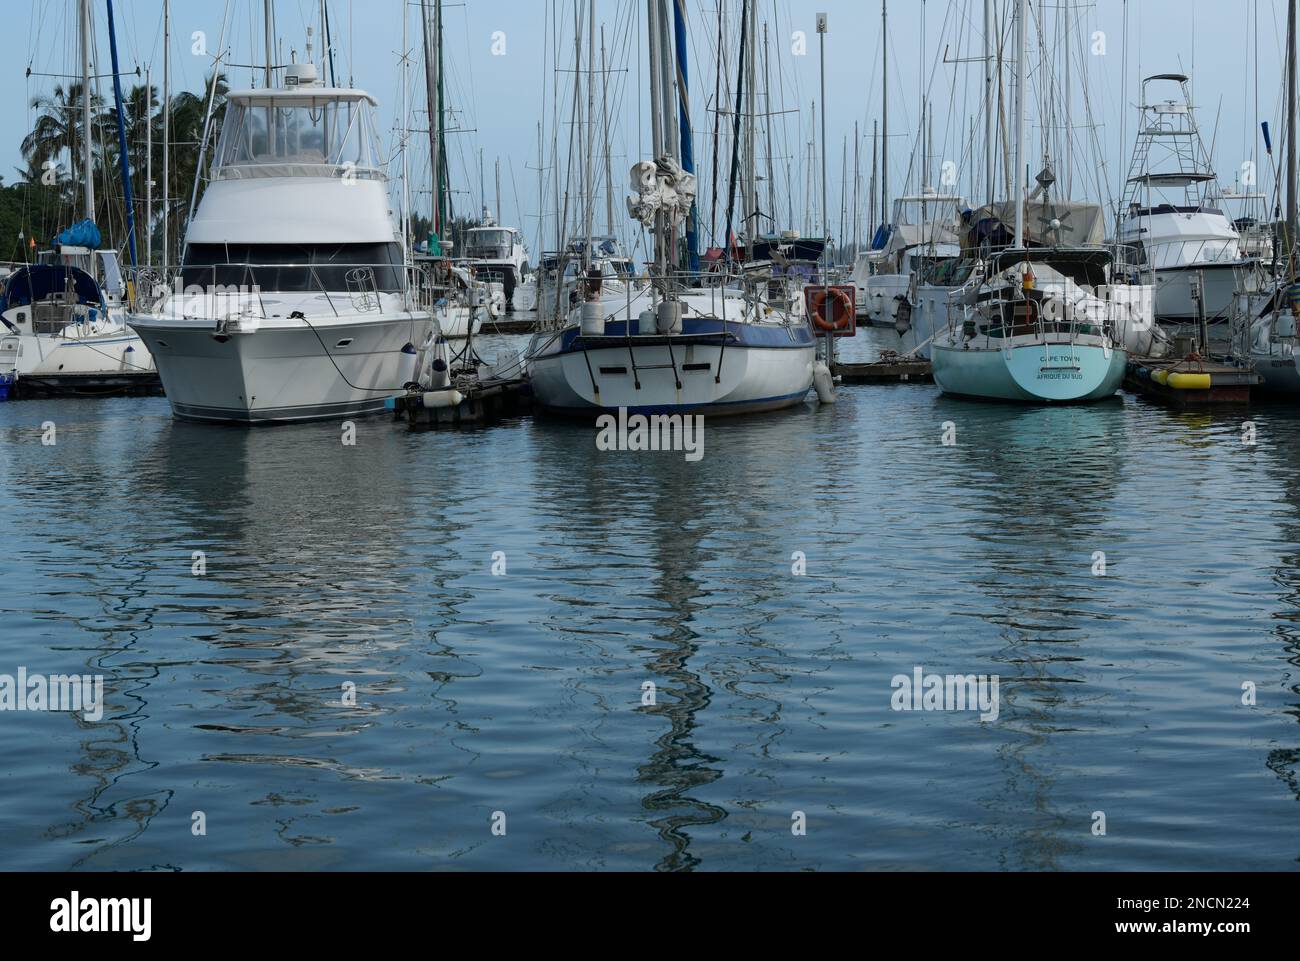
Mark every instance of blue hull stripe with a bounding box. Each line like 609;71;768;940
551;316;816;355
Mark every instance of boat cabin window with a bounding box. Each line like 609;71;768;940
213;97;382;179
465;229;513;259
181;243;404;291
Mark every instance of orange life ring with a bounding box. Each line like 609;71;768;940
809;286;854;332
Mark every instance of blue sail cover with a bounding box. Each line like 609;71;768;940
53;220;102;250
870;224;892;250
0;264;105;313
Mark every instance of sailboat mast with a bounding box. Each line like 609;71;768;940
673;0;698;272
1288;0;1297;246
80;0;94;222
647;0;663;271
145;64;152;265
762;21;776;228
880;0;888;232
983;0;993;204
162;0;170;263
852;120;860;260
584;0;596;254
264;0;275;86
658;0;677;269
1013;0;1027;247
401;0;410;254
420;0;439;236
601;26;615;237
745;0;757;258
1063;0;1072;196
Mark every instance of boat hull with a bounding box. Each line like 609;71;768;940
527;320;815;416
129;313;426;424
1153;262;1254;322
932;339;1127;402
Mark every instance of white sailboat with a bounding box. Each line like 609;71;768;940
850;189;964;329
526;0;814;417
0;0;155;399
1236;0;1300;393
128;60;431;424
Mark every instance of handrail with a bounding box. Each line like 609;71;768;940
127;260;428;317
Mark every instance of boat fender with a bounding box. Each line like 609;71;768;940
422;388;464;409
894;296;912;334
637;309;656;335
1152;368;1169;385
1167;371;1211;390
812;361;836;404
425;356;450;390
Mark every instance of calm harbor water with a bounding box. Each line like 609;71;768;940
2;325;1299;871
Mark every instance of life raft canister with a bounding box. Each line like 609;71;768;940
808;285;855;333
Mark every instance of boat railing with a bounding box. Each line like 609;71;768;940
214;162;386;183
947;286;1125;347
128;261;424;318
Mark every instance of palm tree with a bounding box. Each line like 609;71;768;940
22;82;109;219
163;73;228;263
21;73;228;263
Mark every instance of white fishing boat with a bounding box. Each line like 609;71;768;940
460;214;530;312
1117;74;1258;323
128;63;431;423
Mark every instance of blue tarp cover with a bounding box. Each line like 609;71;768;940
53;219;102;250
0;264;105;314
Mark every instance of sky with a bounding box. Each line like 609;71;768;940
2;0;1290;254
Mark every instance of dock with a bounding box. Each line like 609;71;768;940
7;371;163;400
480;316;542;335
390;375;533;428
833;351;933;384
1123;356;1260;406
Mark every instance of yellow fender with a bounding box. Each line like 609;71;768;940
1167;371;1211;390
1151;368;1169;385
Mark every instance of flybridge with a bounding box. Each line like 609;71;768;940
212;74;384;181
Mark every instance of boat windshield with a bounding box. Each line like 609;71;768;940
465;229;513;259
213;96;383;180
180;242;405;292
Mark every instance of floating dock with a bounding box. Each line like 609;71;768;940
390;375;533;428
832;353;933;384
480;316;542;335
1123;356;1259;406
6;371;163;400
